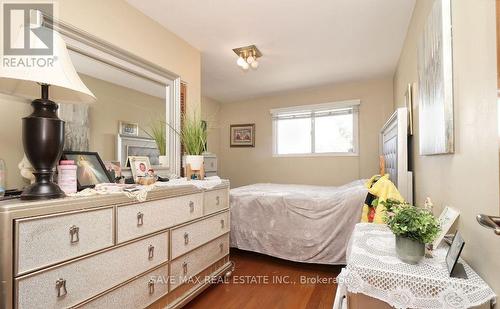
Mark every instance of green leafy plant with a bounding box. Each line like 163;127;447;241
381;199;441;244
146;120;166;156
164;112;207;155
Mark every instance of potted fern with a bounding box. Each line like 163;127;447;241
382;200;440;264
147;120;168;167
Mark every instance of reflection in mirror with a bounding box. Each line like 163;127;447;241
63;49;170;178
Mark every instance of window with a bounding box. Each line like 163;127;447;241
271;100;359;156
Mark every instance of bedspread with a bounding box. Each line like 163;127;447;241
230;180;367;264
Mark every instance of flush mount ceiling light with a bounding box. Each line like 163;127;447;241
233;45;262;71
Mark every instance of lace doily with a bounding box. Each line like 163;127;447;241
68;176;223;202
337;223;496;309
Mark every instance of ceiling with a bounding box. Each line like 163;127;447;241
126;0;415;103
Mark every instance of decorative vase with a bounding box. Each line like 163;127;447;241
395;236;425;264
158;155;169;167
184;155;204;170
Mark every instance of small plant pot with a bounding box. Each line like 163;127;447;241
158;155;168;167
185;155;204;170
395;236;425;264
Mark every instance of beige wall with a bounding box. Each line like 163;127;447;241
201;96;221;156
218;78;394;188
82;75;165;162
394;0;500;295
0;75;165;189
58;0;201;113
0;0;200;189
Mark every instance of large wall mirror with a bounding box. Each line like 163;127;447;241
50;17;182;176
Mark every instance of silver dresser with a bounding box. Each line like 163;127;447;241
0;181;232;309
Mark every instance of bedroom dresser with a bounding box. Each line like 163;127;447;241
0;181;232;309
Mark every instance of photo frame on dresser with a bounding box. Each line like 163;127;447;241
62;151;113;190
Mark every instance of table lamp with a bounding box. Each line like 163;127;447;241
0;25;96;200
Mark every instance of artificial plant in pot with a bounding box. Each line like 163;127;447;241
382;200;440;264
147;120;168;167
166;113;207;171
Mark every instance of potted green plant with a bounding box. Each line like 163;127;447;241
146;120;168;167
164;112;207;170
382;200;441;264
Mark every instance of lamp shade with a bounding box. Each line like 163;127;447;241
0;26;96;104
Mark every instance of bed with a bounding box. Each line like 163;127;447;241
230;107;412;265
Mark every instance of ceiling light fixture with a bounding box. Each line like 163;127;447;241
233;45;262;71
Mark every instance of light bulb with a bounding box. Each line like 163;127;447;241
236;56;246;67
246;55;254;64
241;62;250;70
250;60;259;69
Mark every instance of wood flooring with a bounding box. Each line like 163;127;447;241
184;248;342;309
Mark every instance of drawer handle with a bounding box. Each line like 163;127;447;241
221;219;225;229
184;232;189;245
69;225;79;244
182;262;188;275
220;243;224;253
137;212;144;226
189;201;194;213
56;278;67;298
148;245;155;260
148;279;155;294
216;196;220;206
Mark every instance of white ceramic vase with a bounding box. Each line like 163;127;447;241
185;155;204;170
158;155;169;167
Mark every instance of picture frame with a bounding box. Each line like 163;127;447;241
62;151;113;190
104;161;122;180
405;83;414;136
446;232;466;278
230;123;255;147
119;121;139;136
128;156;152;179
418;0;454;155
432;206;460;248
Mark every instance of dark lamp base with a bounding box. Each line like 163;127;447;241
21;182;65;200
21;84;66;201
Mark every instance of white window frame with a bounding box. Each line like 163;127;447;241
271;99;360;157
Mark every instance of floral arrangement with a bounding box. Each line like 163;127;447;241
382;199;441;244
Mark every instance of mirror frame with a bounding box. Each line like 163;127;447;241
43;15;182;175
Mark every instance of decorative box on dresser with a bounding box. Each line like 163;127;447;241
0;180;232;309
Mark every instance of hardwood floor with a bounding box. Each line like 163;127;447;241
184;249;342;309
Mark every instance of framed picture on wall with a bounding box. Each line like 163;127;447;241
119;121;139;136
230;124;255;147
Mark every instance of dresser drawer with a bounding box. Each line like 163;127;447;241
204;157;217;172
117;193;203;243
203;189;228;215
15;207;114;275
16;231;168;309
77;264;169;309
171;211;229;259
170;234;229;290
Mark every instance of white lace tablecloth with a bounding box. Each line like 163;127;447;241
337;223;496;309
